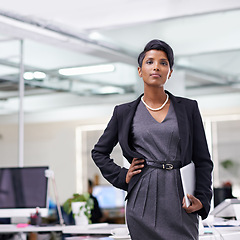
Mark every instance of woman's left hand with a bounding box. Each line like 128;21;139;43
182;194;203;213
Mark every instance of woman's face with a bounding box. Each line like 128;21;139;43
138;49;173;88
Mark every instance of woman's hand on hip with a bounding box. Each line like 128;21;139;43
126;158;145;184
182;194;203;213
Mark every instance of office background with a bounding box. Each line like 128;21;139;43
0;0;240;205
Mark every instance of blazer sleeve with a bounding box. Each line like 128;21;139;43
91;106;128;191
192;101;213;219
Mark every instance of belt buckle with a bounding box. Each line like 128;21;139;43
163;163;173;170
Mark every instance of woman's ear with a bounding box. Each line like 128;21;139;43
168;69;173;79
138;67;142;78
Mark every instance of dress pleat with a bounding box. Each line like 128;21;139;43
132;177;142;210
142;173;151;218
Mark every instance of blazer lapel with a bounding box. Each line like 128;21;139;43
121;95;144;159
168;92;190;165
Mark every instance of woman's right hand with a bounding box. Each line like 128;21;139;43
126;158;145;184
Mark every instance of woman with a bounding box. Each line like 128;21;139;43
92;39;213;239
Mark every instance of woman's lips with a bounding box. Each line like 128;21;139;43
150;73;161;77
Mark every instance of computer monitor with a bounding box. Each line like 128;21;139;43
92;185;125;209
0;166;49;218
213;187;235;207
210;198;240;219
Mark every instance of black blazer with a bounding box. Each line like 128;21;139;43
92;91;213;219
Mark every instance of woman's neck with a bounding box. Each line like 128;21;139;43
143;88;167;105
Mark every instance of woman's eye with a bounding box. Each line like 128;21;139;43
161;62;168;66
146;60;153;64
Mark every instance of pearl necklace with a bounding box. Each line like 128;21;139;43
141;94;169;111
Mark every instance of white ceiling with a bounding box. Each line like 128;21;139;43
1;0;240;31
0;0;240;117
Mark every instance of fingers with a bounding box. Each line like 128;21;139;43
126;158;145;184
129;158;145;174
182;196;186;205
131;158;145;171
182;194;203;213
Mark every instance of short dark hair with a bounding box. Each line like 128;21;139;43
138;39;174;69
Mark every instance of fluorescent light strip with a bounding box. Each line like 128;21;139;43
34;71;46;79
24;71;46;80
58;64;115;76
23;72;34;80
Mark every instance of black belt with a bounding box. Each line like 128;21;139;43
146;161;182;170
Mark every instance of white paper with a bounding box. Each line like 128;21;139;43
180;162;195;208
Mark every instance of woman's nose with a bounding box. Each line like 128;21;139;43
153;63;160;71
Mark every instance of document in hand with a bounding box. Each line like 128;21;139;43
180;162;196;208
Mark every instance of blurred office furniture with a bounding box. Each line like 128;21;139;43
214;182;236;207
211;198;240;219
92;185;126;224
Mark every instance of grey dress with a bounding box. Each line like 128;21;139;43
126;101;199;240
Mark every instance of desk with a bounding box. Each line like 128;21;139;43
0;225;62;240
64;225;240;240
0;224;125;240
0;224;62;233
63;225;240;240
63;224;126;235
0;224;240;240
63;229;240;240
200;226;240;240
0;224;125;234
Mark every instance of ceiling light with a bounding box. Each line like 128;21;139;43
24;71;46;80
33;71;46;79
58;64;115;76
91;86;124;95
23;72;34;80
89;31;102;40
